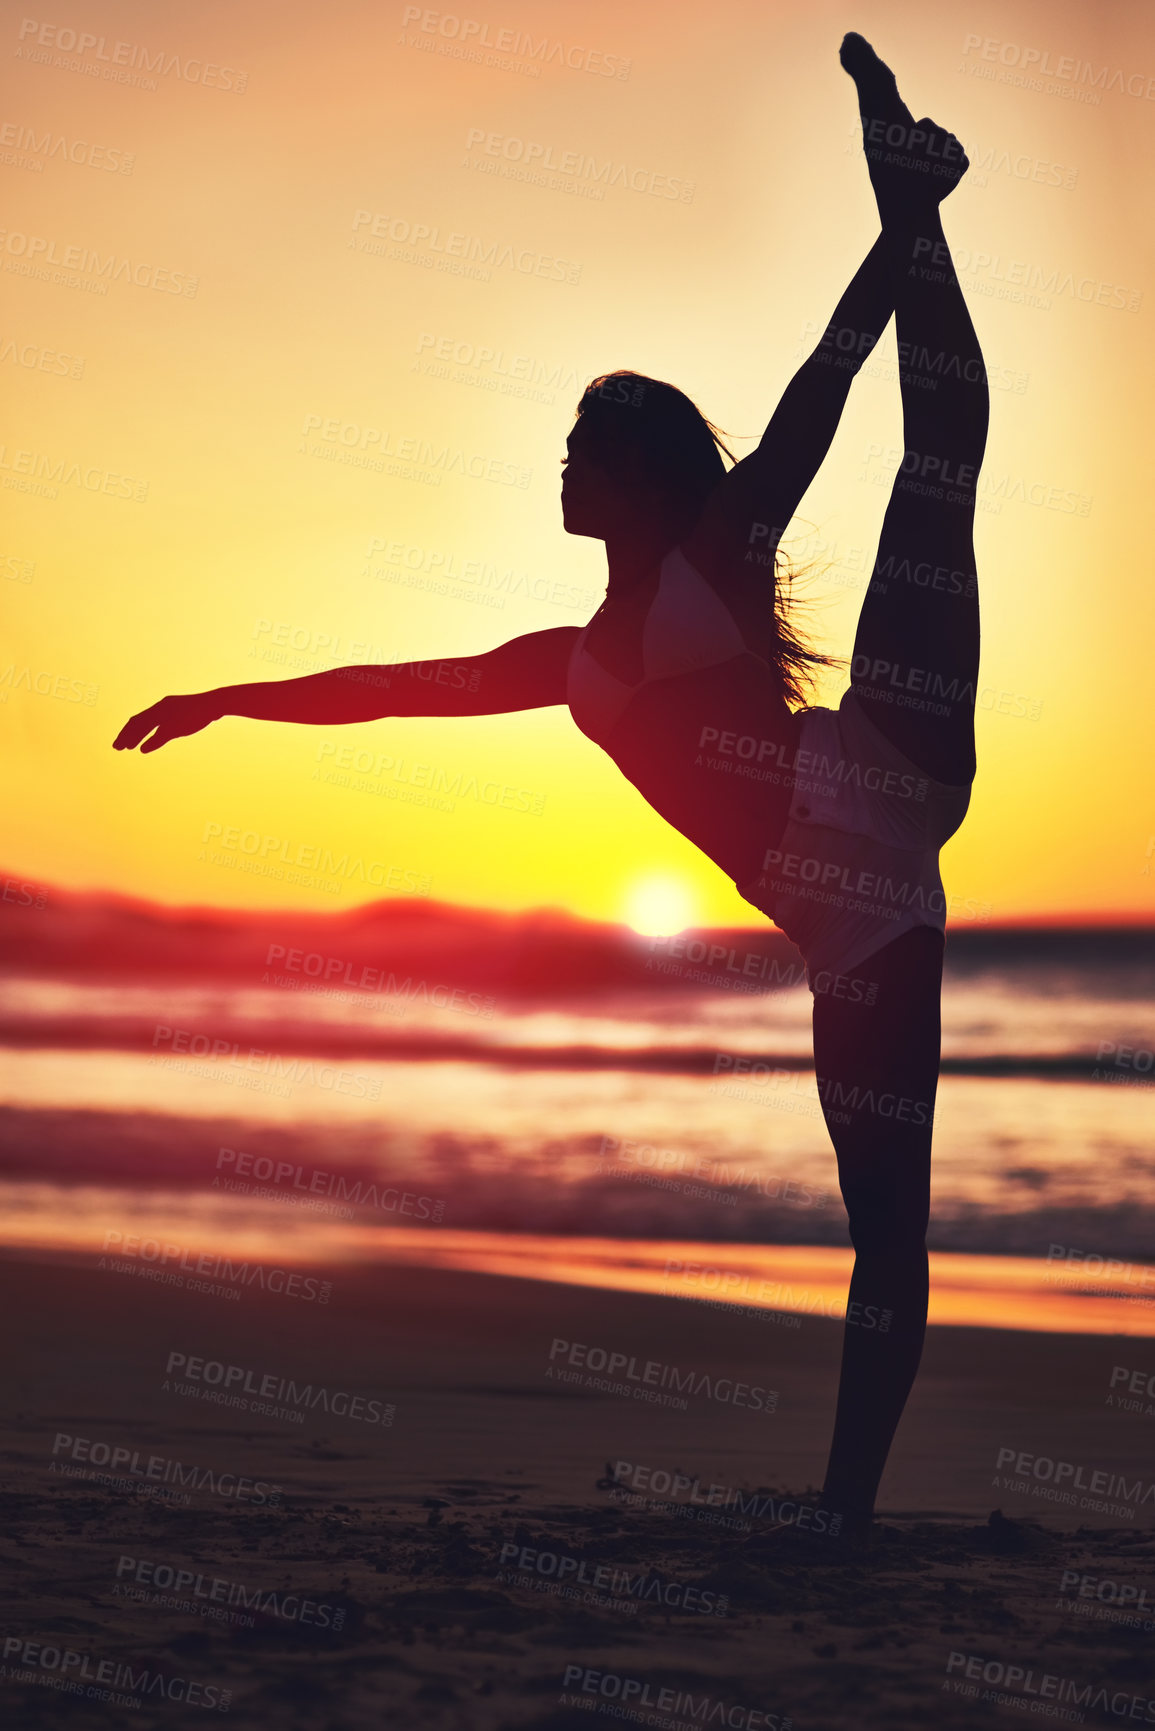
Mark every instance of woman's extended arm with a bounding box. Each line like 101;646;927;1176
114;626;580;753
683;234;895;583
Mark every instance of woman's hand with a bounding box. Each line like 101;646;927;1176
874;116;969;213
840;38;968;219
113;691;223;753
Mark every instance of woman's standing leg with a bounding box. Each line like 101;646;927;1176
813;927;942;1530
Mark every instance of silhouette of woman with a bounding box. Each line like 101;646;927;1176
116;37;989;1545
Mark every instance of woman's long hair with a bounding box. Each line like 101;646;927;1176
574;370;837;706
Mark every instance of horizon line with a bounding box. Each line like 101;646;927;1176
3;868;1155;936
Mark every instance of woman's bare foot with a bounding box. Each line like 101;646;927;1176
840;30;909;129
839;33;968;217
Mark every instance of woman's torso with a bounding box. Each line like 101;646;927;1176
567;546;801;886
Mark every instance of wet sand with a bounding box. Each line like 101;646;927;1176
5;1252;1155;1729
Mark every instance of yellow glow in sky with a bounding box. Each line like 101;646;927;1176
3;0;1154;925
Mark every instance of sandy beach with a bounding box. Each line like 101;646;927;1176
6;1250;1155;1730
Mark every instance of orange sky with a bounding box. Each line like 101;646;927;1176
3;0;1154;930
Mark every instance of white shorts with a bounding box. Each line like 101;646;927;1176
735;689;972;989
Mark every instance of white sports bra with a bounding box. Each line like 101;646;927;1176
567;546;753;746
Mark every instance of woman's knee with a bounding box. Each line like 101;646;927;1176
900;381;989;465
840;1171;929;1249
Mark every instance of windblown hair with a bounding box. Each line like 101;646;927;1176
574;370;837;705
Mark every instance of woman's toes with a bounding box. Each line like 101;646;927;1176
838;32;872;72
839;32;886;80
840;34;911;129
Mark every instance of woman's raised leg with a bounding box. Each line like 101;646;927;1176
842;38;990;785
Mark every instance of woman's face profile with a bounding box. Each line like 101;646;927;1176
561;420;652;541
560;423;606;538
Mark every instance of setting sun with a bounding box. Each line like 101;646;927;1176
623;875;695;935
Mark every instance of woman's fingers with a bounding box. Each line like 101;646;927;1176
867;114;969;218
139;726;176;754
915;119;969;197
113;694;214;752
113;701;166;750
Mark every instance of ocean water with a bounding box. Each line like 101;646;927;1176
1;948;1153;1332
